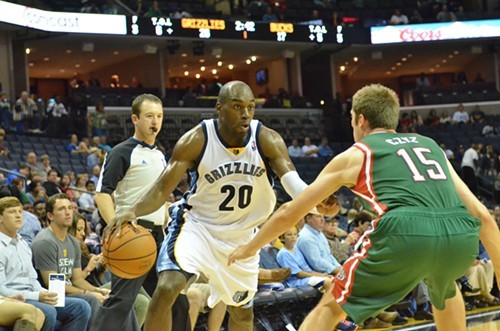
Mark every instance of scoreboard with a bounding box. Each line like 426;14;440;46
127;16;369;44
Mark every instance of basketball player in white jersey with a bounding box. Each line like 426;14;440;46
109;81;339;331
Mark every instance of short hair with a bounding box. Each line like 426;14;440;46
0;196;22;215
352;84;399;130
85;180;94;188
46;193;70;215
131;94;162;118
353;210;373;227
217;81;252;105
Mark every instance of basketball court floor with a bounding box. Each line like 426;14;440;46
378;307;500;331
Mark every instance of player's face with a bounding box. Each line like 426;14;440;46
218;86;255;137
133;100;163;144
0;206;23;236
49;199;74;228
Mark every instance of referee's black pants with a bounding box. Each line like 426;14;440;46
90;223;190;331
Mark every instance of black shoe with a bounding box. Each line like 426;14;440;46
474;300;489;308
413;310;434;321
391;316;408;325
465;302;475;311
460;281;480;293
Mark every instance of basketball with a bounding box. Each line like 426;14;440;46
103;224;157;279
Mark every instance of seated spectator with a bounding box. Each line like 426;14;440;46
277;226;332;289
59;174;75;201
409;9;423;24
415;72;430;90
262;6;277;22
302;137;319;158
71;173;89;202
109;74;121;88
87;72;101;87
409;110;423;131
348;211;373;246
452;103;469;124
14;91;37;133
26;152;45;180
436;4;456;22
296;213;341;276
288;139;304;158
42;170;62;197
0;129;9;157
89;165;101;186
40;155;51;179
0;196;92;331
69;73;85;89
470;105;485;123
399;113;411;132
318;137;334;159
67;134;80;153
439;110;451;125
0;94;12;131
69;213;151;327
78;181;96;213
454;5;468;20
482;122;496;137
32;194;110;324
87;147;103;172
98;136;112;153
425;109;440;126
439;143;454;160
145;0;163;17
464;243;500;306
79;137;91;154
323;217;357;264
6;164;30;186
26;181;47;205
33;201;47;228
389;8;408;25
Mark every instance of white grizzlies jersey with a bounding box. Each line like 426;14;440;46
184;119;276;238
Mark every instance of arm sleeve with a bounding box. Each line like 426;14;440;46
31;239;59;272
297;239;335;274
96;146;130;195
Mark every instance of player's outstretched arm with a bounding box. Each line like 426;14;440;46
228;147;363;264
446;159;500;286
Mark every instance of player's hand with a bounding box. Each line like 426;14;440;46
104;211;137;240
90;291;109;304
227;245;255;266
316;194;341;217
39;292;58;305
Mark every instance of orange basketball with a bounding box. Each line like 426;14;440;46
103;224;157;279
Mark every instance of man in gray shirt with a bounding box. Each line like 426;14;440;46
0;195;91;331
31;193;110;327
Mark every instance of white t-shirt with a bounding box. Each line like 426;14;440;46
461;148;478;169
452;111;469;123
302;145;318;157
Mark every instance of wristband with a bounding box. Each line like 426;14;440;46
280;171;307;198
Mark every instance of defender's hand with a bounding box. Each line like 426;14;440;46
316;194;341;217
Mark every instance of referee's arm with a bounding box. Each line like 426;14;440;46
94;192;115;224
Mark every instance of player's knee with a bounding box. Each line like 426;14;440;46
156;272;186;299
228;305;254;326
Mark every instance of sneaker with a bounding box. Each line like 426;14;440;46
460;280;480;294
377;311;398;323
336;319;358;331
413;310;434;321
364;317;391;329
391;316;408;325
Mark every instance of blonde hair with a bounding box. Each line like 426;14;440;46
352;84;400;130
0;197;22;215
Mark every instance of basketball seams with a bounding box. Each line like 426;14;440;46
104;251;157;261
106;233;152;253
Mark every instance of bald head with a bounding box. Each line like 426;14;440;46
217;81;254;105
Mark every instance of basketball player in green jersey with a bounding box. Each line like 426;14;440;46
229;84;500;331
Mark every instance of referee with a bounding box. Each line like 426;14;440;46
91;94;190;331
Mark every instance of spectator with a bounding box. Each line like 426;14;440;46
98;136;112;153
409;110;423;130
145;0;162;17
18;201;42;247
436;4;456;22
87;72;101;87
470;105;485;124
288;139;304;158
87;147;103;172
318;137;334;159
42;169;62;197
415;72;431;89
247;0;268;20
302;137;319;158
31;194;110;325
26;152;45;180
389;9;409;25
399;113;411;132
296;213;342;276
109;74;121;88
0;129;8;157
276;226;332;289
89;165;101;186
456;71;468;85
262;6;277;22
14;91;37;133
33;201;47;228
454;5;467;20
67;134;80;153
0;93;12;130
71;173;89;202
425;109;440;126
69;73;85;89
409;9;424;23
452;103;469;124
6;164;30;186
26;181;47;205
439;110;451;124
78;181;96;213
323;217;357;264
348;211;372;246
129;76;143;88
88;103;108;137
0;196;92;331
59;174;75;201
461;143;482;195
78;137;91;154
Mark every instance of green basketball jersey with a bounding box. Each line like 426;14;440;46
352;131;465;216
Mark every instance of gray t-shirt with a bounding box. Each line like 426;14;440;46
32;228;81;285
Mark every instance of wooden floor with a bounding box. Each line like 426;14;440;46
374;307;500;331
